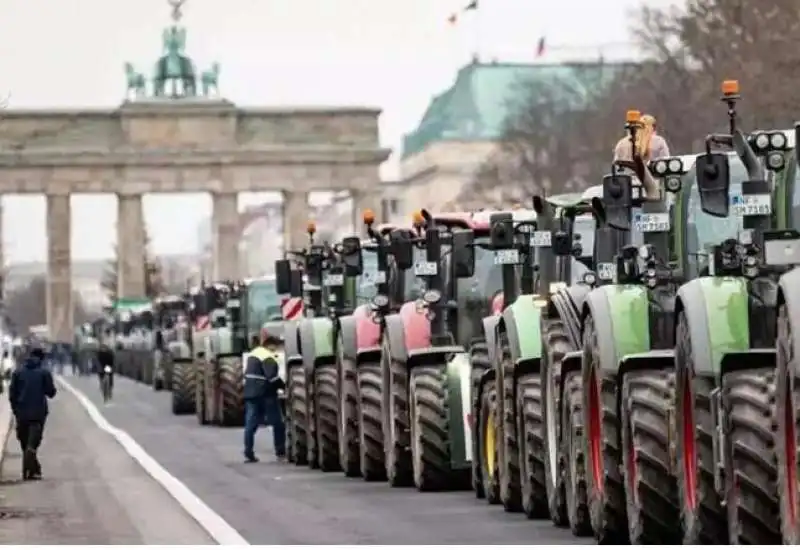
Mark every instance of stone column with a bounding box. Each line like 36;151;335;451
351;190;379;237
212;192;239;281
46;194;72;342
282;190;310;254
0;198;5;300
117;193;146;298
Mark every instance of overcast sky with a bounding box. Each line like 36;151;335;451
0;0;674;263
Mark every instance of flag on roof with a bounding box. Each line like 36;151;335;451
448;0;478;25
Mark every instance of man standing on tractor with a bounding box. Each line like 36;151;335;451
242;329;286;463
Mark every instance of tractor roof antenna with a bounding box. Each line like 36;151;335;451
721;79;740;136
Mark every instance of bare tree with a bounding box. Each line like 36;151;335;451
101;230;165;302
5;276;91;334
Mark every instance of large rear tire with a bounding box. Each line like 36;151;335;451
563;370;591;536
582;314;626;543
541;318;571;526
357;362;386;481
477;379;500;503
722;368;780;544
338;355;361;477
409;364;458;491
315;364;341;472
289;364;309;466
776;303;800;544
496;331;521;512
171;361;196;415
218;357;244;427
469;341;490;498
675;311;728;544
516;373;548;518
384;344;413;487
195;363;208;426
620;369;680;544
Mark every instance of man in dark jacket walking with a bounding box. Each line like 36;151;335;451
9;345;56;479
243;332;285;463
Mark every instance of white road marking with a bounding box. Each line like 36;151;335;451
57;376;249;546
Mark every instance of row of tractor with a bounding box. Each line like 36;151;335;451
90;78;800;544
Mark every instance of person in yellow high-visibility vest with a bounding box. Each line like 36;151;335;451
243;330;286;463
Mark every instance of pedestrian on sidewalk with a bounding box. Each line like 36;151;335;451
242;331;286;463
8;344;56;480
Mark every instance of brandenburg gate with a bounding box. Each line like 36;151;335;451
0;1;388;341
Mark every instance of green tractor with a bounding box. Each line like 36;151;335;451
669;88;795;544
152;294;191;392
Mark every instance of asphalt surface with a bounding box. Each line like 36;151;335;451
0;378;214;544
62;372;588;544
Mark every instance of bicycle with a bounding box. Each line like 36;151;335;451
101;365;113;403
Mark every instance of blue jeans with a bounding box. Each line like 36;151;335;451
244;397;286;458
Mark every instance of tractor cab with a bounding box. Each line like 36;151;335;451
275;221;334;319
241;276;282;344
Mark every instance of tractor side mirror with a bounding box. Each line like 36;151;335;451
341;236;363;276
289;269;303;297
275;259;292;295
695;152;731;218
452;229;475;278
306;251;323;282
601;174;633;231
489;212;514;249
390;229;414;270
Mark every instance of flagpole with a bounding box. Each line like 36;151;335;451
473;4;481;62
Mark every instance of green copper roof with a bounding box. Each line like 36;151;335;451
402;61;628;159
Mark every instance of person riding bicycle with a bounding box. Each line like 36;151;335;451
613;113;671;199
96;344;115;396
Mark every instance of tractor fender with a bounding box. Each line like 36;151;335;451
446;352;473;469
353;304;383;365
481;314;501;367
283;321;301;359
675;277;750;379
407;346;464;368
557;349;583;405
299;317;336;370
384;312;408;363
778;269;800;366
582;285;651;376
551;286;588;347
399;301;431;354
499;295;543;377
339;315;358;361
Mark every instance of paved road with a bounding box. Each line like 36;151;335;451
64;373;589;544
0;380;214;544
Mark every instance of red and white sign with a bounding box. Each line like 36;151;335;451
281;297;303;320
194;315;210;330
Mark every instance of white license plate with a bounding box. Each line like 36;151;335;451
494;249;520;265
597;262;616;281
531;230;552;247
226;299;240;307
731;194;772;216
362;270;386;284
414;261;438;276
633;213;670;232
323;273;344;286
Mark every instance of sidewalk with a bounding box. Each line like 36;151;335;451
0;380;215;544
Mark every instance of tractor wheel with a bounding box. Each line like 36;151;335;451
152;352;164;391
195;363;208;425
496;331;521;512
477;378;500;504
620;369;680;544
563;370;591;536
582;314;626;543
357;362;386;481
675;311;728;544
142;356;154;386
516;373;548;519
385;345;413;487
722;368;780;544
338;355;361;477
289;364;309;466
218;357;244;427
163;357;174;391
777;304;800;544
307;372;320;470
409;364;456;491
469;341;490;499
315;365;341;472
541;318;571;526
171;361;196;415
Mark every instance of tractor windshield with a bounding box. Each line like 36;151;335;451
685;155;747;276
469;236;503;299
570;214;596;283
246;279;281;334
357;249;380;304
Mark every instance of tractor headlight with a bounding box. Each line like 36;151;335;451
744;255;758;267
653;160;668;175
422;289;442;305
371;294;389;309
665;175;682;193
744;265;759;279
667;159;682;173
771;132;787;149
767;151;785;171
582;271;597;286
755;133;770;150
646;267;657;278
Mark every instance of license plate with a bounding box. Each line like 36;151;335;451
323;273;344;286
226;299;240;307
414;261;438;276
597;262;616;281
494;249;519;265
732;194;771;216
633;213;670;232
362;270;387;284
531;230;552;247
